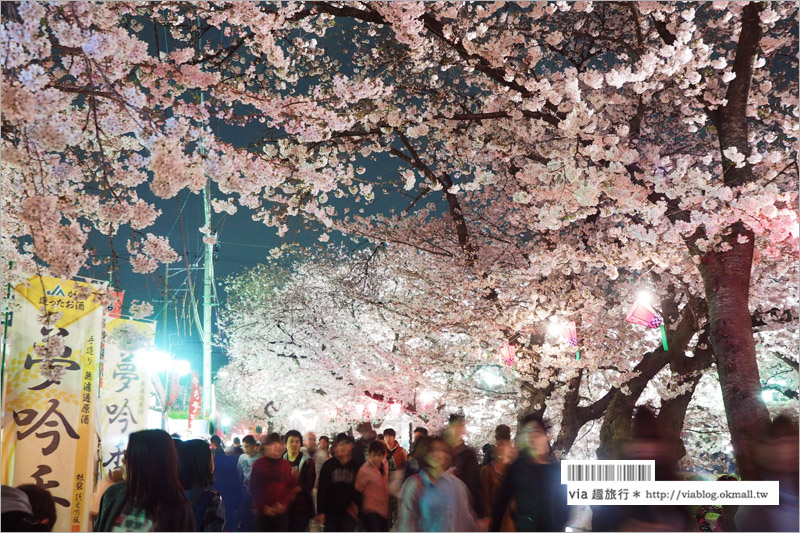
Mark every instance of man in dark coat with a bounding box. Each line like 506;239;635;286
444;414;484;520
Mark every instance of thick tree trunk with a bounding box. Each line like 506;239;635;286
517;380;556;426
596;306;701;458
552;372;584;455
596;381;649;459
696;1;770;481
698;224;769;480
657;375;703;462
661;335;716;462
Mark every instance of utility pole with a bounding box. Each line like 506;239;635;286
202;179;213;418
194;20;214;419
162;263;170;430
163;263;169;351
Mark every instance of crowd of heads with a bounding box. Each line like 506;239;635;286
2;407;796;533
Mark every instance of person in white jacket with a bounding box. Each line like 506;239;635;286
397;436;476;532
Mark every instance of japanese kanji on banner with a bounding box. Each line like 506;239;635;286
98;318;154;478
105;291;125;319
188;371;201;429
1;275;105;533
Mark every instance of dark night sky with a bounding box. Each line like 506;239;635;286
80;19;289;376
79;13;455;381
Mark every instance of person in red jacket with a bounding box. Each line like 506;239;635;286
249;433;298;532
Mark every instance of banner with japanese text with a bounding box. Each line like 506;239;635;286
1;275;105;533
98;318;154;478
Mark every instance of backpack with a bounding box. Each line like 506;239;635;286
191;489;219;532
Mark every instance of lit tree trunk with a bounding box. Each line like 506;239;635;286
596;307;701;458
698;1;770;481
698;227;769;480
660;335;716;461
596;380;649;459
552;370;615;456
552;372;584;455
653;1;770;480
656;376;702;462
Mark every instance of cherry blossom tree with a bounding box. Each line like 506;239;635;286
3;1;797;477
215;243;796;470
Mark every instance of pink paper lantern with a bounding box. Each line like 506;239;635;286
561;321;578;347
626;299;669;351
498;342;516;367
625;301;664;328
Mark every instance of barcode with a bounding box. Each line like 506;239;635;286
562;461;654;482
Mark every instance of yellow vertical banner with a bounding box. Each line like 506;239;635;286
1;275;105;533
99;318;154;477
70;335;96;531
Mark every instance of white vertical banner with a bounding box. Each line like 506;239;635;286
98;318;155;476
1;275;105;532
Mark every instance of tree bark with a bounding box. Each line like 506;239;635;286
646;0;770;480
552;372;584;455
596;377;649;460
698;224;769;480
657;375;702;462
716;2;764;187
659;338;716;461
517;379;556;425
596;305;701;458
697;2;771;481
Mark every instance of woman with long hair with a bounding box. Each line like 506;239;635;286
396;436;476;532
178;439;226;532
93;429;195;532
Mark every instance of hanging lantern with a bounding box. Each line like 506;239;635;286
419;391;435;420
367;401;378;417
389;402;402;417
625;297;669;350
498;342;516;367
561;321;580;360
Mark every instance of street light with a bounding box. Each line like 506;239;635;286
475;365;506;389
135;348;192;429
173;359;191;377
134;349;172;372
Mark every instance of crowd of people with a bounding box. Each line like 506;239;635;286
1;409;797;532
